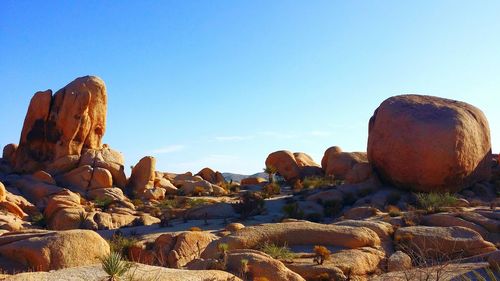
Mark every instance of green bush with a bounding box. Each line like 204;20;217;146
416;192;458;213
108;235;138;258
282;202;304;219
260;242;296;260
94;197;114;209
302;176;334;189
31;213;46;228
262;182;281;197
100;251;131;281
232;192;265;219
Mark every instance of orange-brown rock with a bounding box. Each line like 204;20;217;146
127;156;155;197
12;76;107;174
368;95;491;192
2;144;17;165
0;229;109;271
0;201;26;219
79;146;127;188
227;250;305;281
265;151;322;182
31;170;56;185
89;167;113;189
266;150;301;182
44;190;85;230
0;182;6;202
240;177;267;186
195;167;225;185
395;226;496;259
202;221;380;259
321;146;368;179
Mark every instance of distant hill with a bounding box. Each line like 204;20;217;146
222;172;268;183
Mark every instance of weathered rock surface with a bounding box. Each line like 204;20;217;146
2;263;240;281
368;95;491;192
12;76;107;174
321;146;368;180
395;226;496;259
266;151;322;183
202;221;380;259
226;249;305;281
195;167;225;185
127;156;156;197
0;229;109;271
388;251;412;272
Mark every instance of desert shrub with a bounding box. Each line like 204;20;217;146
130;199;144;209
155;199;178;211
386;205;402;217
263;165;278;183
402;211;423;226
322;199;343;218
94;197;114;209
192;186;205;196
220;181;240;193
186;198;212;208
461;265;500;281
262;182;281;197
416;192;458;213
302;176;334;189
31;213;46;228
282;202;304;219
313;245;331;265
108;235;138;258
189;226;202;232
101;251;131;281
260;242;296;260
232;192;265;219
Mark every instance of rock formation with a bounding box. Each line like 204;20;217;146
368;94;491;192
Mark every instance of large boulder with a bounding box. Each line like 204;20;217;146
79;146;127;188
0;229;110;271
12;76;107;174
226;250;305;281
127;156;156;197
321;146;368;180
368;95;491;193
202;221;380;259
265;151;322;183
395;226;496;259
195;168;225;185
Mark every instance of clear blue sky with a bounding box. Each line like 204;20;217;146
1;1;500;174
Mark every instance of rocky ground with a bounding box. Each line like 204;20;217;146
0;76;499;281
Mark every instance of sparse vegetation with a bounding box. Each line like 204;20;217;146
262;182;281;198
313;245;331;265
108;235;138;258
260;242;296;260
233;192;265;219
416;192;458;213
282;202;304;219
94;197;114;209
302;176;334;189
31;213;46;228
101;252;131;281
387;205;402;217
461;266;500;281
192;186;205;196
263;165;278;183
